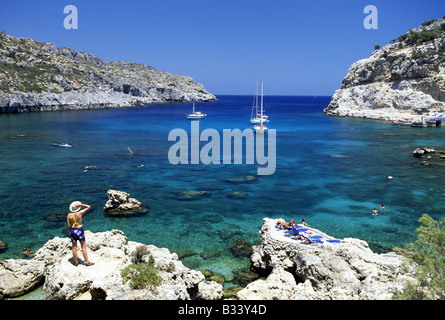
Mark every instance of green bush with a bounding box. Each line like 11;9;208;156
131;244;150;264
393;214;445;300
397;25;442;45
121;246;162;290
421;19;437;27
412;51;427;60
409;29;420;43
397;33;409;42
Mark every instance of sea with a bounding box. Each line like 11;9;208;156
1;95;445;290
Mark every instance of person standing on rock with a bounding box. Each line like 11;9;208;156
67;201;94;266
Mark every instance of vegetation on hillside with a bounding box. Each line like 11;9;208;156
120;245;163;290
393;214;445;300
396;18;445;45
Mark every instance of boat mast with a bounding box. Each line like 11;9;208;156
260;81;264;125
251;81;258;120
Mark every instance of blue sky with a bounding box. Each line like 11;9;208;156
1;0;444;95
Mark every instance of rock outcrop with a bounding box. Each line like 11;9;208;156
0;229;223;300
0;259;45;299
237;218;416;300
324;18;445;120
1;220;417;300
0;32;216;113
104;189;146;216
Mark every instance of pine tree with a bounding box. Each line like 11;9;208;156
394;214;445;299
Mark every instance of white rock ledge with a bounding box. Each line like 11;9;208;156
237;218;416;300
0;229;223;300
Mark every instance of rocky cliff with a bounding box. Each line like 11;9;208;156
0;32;216;113
324;18;445;120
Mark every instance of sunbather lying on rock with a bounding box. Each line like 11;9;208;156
276;219;297;230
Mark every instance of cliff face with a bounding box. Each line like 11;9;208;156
0;32;216;113
324;18;445;120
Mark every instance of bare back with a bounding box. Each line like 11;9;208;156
67;212;83;228
67;204;91;230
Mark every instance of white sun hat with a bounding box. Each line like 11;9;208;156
69;201;82;212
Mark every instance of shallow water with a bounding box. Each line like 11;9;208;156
1;95;445;285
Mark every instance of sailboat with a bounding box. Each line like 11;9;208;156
253;82;268;133
250;81;269;124
187;95;206;119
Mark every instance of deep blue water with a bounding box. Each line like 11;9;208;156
1;95;445;285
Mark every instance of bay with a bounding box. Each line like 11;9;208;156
1;95;445;284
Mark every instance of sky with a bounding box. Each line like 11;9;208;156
1;0;444;95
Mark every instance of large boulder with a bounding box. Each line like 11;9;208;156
239;218;416;300
104;189;146;216
237;266;298;300
0;259;45;299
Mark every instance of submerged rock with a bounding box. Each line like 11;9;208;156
176;190;211;201
231;239;253;257
0;241;7;253
225;175;257;184
232;269;260;287
226;191;248;199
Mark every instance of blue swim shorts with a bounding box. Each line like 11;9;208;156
70;227;86;242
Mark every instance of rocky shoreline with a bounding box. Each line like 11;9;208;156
238;218;416;300
0;32;216;113
0;218;416;300
0;229;224;300
324;18;445;121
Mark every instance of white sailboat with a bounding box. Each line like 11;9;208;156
250;81;269;124
187;95;206;119
253;82;268;133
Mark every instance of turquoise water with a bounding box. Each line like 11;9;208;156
1;95;445;285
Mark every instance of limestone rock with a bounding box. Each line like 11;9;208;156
324;18;445;120
0;259;45;299
237;266;298;300
1;229;223;300
196;281;224;300
240;218;416;300
104;189;146;216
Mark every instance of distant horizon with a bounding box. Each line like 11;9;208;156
1;0;445;96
